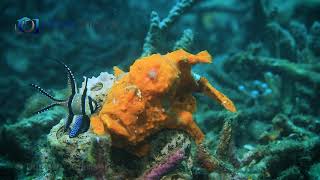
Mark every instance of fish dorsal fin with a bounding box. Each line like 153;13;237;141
52;60;77;131
113;66;125;78
81;77;88;115
199;77;236;112
55;60;77;95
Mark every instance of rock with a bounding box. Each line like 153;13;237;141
47;119;112;179
0;109;64;160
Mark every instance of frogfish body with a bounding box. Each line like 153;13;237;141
90;49;236;155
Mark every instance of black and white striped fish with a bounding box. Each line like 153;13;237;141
30;60;99;138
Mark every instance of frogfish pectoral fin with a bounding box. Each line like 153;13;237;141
199;77;237;112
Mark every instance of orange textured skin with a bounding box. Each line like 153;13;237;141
113;66;125;78
90;114;106;135
199;77;237;112
129;54;179;95
90;49;236;154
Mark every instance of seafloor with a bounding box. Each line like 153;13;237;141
0;0;320;179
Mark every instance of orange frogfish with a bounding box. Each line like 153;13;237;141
90;49;236;155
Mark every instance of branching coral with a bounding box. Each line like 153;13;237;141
195;118;237;176
196;105;320;179
271;114;316;138
265;22;297;60
193;110;320;179
143;147;187;180
142;0;198;57
142;11;161;57
309;21;320;56
196;144;234;175
226;51;320;85
140;130;192;180
215;119;236;163
239;137;320;179
173;29;194;51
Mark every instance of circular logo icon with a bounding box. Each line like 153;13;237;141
16;17;39;33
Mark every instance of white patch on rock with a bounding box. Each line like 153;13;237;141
79;72;115;106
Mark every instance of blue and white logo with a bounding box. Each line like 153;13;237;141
15;17;39;33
